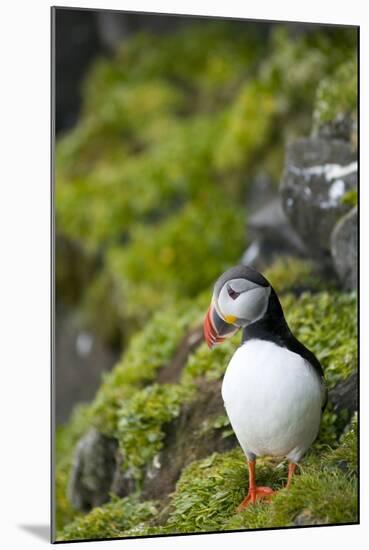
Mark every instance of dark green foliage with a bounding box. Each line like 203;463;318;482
341;189;358;208
313;57;358;128
59;496;158;541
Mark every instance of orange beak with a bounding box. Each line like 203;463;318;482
203;303;238;349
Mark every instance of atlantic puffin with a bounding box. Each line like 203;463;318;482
204;265;326;511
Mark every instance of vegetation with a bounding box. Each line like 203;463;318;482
56;21;357;344
55;19;357;542
89;302;202;436
341;189;358;208
58;416;357;540
55;405;92;532
313;56;358;129
55;258;358;538
60;496;158;541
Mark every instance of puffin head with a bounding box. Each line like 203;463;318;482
204;265;272;348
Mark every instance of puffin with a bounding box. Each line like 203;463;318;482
203;265;326;511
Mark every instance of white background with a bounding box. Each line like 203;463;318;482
0;0;367;548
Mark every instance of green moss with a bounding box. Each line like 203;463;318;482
55;285;356;532
56;288;357;538
227;467;357;530
164;449;250;533
313;57;358;127
58;414;357;540
315;402;350;448
184;338;238;382
59;495;158;542
341;189;358;208
116;383;194;482
89;303;200;437
324;413;358;476
149;426;356;534
264;257;326;294
154;418;357;534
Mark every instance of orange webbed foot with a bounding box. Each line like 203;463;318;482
236;486;275;512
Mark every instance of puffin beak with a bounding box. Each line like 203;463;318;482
204;302;238;349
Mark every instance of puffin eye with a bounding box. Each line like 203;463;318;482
227;284;240;300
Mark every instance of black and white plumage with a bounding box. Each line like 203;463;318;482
204;265;326;509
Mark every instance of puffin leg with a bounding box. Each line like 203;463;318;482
236;460;274;512
285;462;297;489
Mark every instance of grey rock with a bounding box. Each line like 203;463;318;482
330;207;358;291
314;113;357;143
244;173;276;215
280;138;357;260
293;510;322;526
242;198;307;270
248;198;307;253
110;451;137;498
55;10;101;133
55;306;119;424
141;378;237;503
68;429;118;511
329;372;358;414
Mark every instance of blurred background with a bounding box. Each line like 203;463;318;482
55;8;357;425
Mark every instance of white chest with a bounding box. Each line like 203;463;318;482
221;340;323;462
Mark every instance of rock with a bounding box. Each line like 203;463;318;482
329;372;358;414
293;509;322;526
110;451;137;498
330;207;358;291
314;113;356;144
55;305;119;424
244;173;276;214
55;9;101;133
68;429;118;511
280;137;357;261
241;198;307;270
140;379;237;503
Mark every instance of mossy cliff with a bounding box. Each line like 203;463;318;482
55;20;357;542
55;258;357;540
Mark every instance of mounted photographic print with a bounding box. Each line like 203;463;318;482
51;6;359;543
